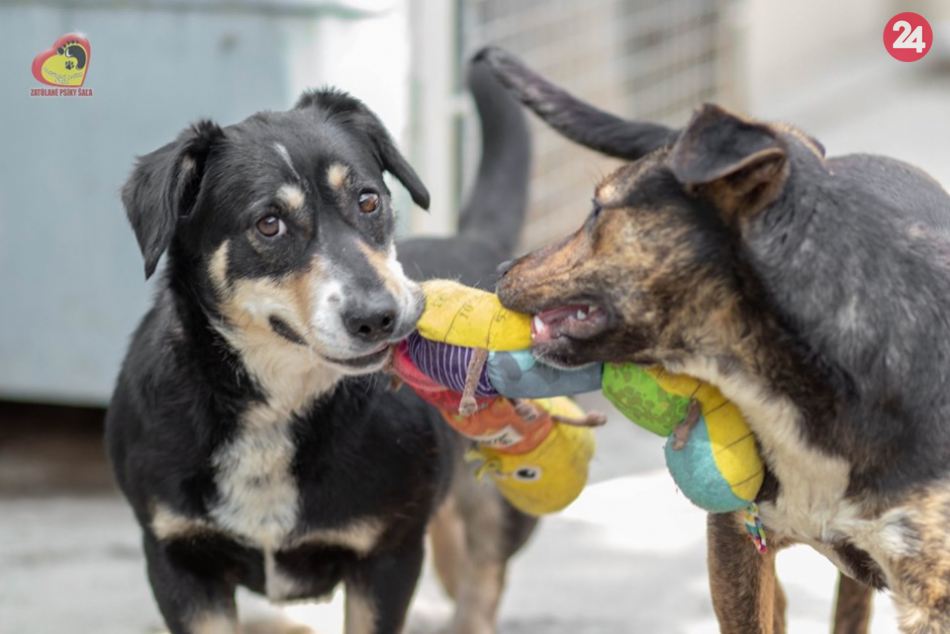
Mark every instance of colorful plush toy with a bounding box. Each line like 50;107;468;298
403;280;766;518
603;365;764;513
464;397;595;517
392;340;597;516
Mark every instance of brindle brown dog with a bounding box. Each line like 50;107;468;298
480;47;950;634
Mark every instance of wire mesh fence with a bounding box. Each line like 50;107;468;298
459;0;732;250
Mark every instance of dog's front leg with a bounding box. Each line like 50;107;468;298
707;512;782;634
143;533;238;634
344;532;426;634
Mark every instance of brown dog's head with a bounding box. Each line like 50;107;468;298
483;48;827;369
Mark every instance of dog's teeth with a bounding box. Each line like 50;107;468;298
576;309;587;320
533;315;545;334
588;305;599;314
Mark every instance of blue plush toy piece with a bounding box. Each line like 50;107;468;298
487;350;603;398
663;414;757;513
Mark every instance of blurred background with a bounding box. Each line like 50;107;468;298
2;0;949;632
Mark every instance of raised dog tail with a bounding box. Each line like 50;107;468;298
456;52;532;261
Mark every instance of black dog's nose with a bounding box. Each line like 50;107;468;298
343;296;398;342
496;259;515;278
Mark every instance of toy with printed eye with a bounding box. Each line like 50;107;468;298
464;397;596;517
405;279;765;514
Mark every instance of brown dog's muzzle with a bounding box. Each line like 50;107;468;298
495;229;591;314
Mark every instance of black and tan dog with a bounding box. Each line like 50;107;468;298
482;47;950;634
105;58;535;634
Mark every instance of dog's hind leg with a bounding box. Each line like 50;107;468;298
344;528;427;634
874;484;950;634
707;512;782;633
430;495;466;600
143;534;239;634
773;577;787;634
442;464;537;634
832;574;873;634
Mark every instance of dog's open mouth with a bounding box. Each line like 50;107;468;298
531;304;609;343
324;345;393;371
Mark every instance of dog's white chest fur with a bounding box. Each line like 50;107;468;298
208;329;342;550
210;405;300;550
676;360;852;543
677;359;924;585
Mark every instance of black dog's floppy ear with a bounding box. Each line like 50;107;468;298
476;46;677;161
669;104;787;222
122;120;224;279
297;90;430;210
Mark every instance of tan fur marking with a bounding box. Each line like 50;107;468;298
189;611;238;634
289;519;385;557
215;257;328;368
278;184;305;211
356;241;399;297
208;241;230;290
877;483;950;632
693;156;789;225
328;163;350;191
773;123;825;159
595;179;618;204
595;155;661;207
344;587;377;634
151;503;218;541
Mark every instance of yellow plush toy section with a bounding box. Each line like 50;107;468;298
417;280;532;350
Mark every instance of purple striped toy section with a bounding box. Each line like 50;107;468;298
406;332;499;397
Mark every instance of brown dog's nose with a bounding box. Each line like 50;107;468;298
496;259;515;278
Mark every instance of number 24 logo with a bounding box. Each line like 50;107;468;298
893;20;926;53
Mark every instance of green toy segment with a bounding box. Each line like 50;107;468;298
602;363;690;436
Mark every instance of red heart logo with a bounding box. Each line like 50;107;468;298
32;34;91;87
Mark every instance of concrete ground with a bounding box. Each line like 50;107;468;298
3;51;950;634
0;397;902;634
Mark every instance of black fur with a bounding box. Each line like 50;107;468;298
106;57;533;634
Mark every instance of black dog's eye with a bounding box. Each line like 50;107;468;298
256;215;286;238
358;191;380;214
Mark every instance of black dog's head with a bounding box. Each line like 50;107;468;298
484;48;828;370
122;90;429;375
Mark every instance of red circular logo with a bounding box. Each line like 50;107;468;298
884;12;933;62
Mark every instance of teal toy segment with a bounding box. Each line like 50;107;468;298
663;415;748;513
487;350;603;399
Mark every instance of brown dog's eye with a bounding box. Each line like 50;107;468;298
256;215;286;237
591;199;603;219
358;191;380;214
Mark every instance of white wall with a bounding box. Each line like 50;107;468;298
739;0;891;108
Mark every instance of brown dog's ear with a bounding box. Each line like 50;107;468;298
122;120;224;279
669;104;787;223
